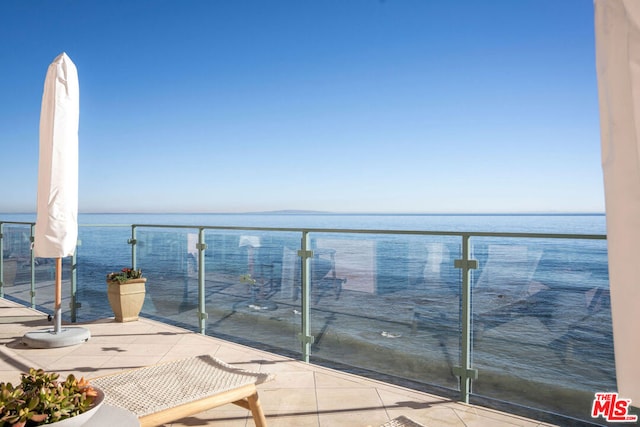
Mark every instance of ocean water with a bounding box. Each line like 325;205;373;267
0;213;613;421
0;212;607;232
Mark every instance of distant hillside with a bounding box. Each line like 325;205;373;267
249;210;330;215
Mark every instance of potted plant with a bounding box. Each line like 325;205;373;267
0;368;104;426
240;274;277;311
106;268;146;322
240;273;259;301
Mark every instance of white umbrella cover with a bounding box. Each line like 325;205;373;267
24;52;89;348
595;0;640;406
34;52;79;259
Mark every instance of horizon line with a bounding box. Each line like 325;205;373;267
1;210;607;216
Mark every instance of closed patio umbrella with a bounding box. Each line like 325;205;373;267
23;52;90;348
595;0;640;407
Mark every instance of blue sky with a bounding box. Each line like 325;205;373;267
0;0;602;214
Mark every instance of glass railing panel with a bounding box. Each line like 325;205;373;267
32;259;72;320
470;237;613;421
1;223;34;304
0;219;616;425
307;232;462;391
135;228;199;329
203;230;302;356
74;225;132;321
405;235;462;391
2;222;73;320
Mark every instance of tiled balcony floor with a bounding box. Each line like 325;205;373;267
0;298;555;426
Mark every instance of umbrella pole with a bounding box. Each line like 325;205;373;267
22;254;90;347
54;257;62;334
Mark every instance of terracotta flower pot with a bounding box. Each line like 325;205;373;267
107;278;146;322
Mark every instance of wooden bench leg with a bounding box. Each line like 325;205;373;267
247;391;267;427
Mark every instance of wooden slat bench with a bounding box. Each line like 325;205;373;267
91;355;274;427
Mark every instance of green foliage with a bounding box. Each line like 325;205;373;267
106;268;143;284
240;274;257;285
0;368;97;426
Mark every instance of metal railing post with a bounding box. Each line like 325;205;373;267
29;224;36;308
70;241;80;322
129;226;137;269
197;228;208;334
0;223;4;298
298;231;315;362
453;234;478;403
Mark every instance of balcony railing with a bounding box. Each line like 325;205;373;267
0;220;611;424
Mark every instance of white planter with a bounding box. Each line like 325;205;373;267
48;387;105;427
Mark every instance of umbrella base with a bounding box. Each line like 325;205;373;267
22;327;91;348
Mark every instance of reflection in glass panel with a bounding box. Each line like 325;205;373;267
471;237;614;420
307;234;461;391
136;228;199;325
201;231;302;355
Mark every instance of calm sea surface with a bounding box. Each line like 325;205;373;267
0;211;608;233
